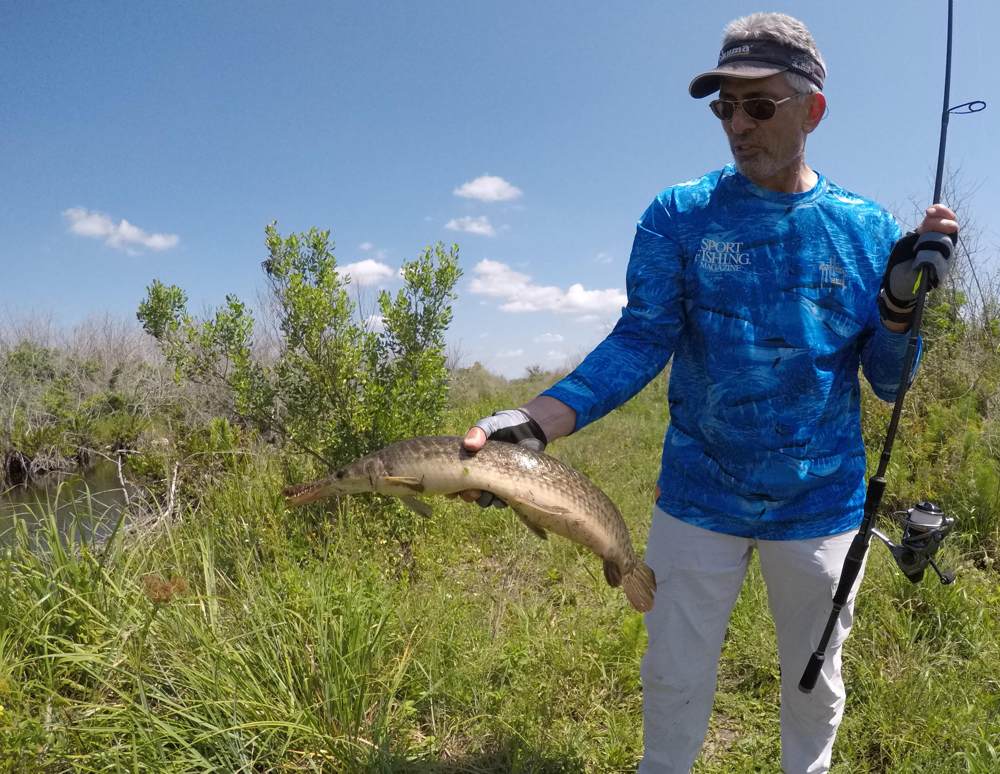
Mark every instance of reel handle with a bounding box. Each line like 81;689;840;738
929;558;956;585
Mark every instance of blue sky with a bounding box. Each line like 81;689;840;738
4;1;996;377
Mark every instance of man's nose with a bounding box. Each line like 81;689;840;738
729;107;757;133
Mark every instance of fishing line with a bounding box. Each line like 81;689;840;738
798;0;987;694
934;3;992;332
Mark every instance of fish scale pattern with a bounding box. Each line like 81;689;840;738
346;436;633;558
543;165;920;540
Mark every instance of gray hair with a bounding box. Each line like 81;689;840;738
723;12;825;93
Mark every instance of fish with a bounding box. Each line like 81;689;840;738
283;436;656;612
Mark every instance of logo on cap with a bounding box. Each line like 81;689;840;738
719;44;751;63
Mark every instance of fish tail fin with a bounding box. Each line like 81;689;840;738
622;562;656;612
603;560;622;587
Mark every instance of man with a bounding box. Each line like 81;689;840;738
460;12;959;773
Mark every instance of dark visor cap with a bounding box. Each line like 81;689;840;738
689;38;825;98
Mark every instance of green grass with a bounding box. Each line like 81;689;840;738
1;373;998;772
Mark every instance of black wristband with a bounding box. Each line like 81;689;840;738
878;292;915;325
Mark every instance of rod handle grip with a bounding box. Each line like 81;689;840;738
799;652;824;693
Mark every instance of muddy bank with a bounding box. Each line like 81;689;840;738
3;448;82;487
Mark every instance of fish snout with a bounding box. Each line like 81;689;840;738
283;468;360;505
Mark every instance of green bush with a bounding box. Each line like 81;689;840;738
138;224;461;475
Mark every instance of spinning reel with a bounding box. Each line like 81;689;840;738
870;501;956;585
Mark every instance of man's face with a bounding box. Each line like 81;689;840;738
717;74;815;185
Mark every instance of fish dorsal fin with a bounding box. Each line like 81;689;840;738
401;496;432;518
515;512;548;540
382;476;425;493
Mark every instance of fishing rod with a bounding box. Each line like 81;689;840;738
799;0;987;694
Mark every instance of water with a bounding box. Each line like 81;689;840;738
0;461;132;546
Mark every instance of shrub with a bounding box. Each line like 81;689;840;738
138;224;461;474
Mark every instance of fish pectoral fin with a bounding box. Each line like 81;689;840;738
401;496;433;517
382;476;425;493
514;512;548;540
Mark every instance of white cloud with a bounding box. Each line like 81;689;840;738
63;207;179;252
453;175;523;203
497;348;524;358
337;259;394;286
445;215;496;237
365;313;385;332
595;251;613;264
470;259;626;315
545;350;566;361
534;332;564;343
359;241;374;251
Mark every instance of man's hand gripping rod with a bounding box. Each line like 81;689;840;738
799;0;985;694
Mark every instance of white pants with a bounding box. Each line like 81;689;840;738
638;509;865;774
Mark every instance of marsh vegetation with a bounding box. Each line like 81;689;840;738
0;223;997;772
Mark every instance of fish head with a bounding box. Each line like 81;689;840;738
326;459;382;494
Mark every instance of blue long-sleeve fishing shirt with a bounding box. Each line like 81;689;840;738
543;165;920;540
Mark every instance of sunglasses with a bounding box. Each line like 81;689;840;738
709;94;802;121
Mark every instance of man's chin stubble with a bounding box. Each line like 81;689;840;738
733;151;802;185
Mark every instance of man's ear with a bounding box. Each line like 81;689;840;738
805;92;826;132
